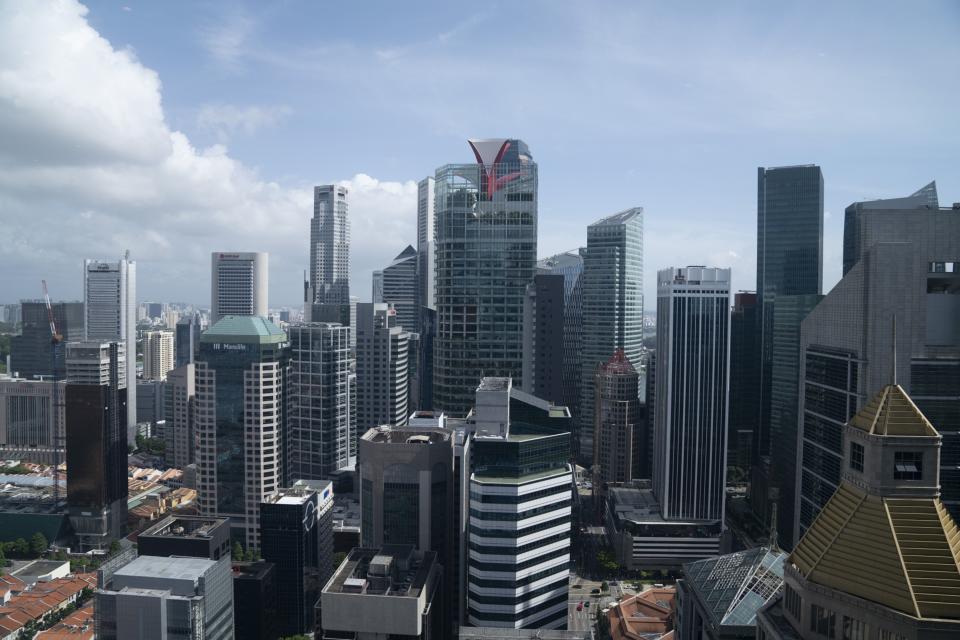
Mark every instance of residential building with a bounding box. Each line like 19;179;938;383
84;254;136;437
142;330;174;381
379;245;419;333
65;341;128;550
260;480;334;637
417;176;436;313
309;185;350;306
675;546;786;639
356;303;409;432
467;377;572;630
163;363;196;469
95;554;234;640
593;349;643;494
195;316;289;550
521;273;565;404
210;252;268;324
580;209;644;462
653;267;731;523
433;139;537;416
288;323;355;480
0;376;65;464
755;165;824;522
175;314;201;368
9;301;83;380
321;545;442;639
794;185;960;543
756;383;960;639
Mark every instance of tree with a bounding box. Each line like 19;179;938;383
596;604;611;640
232;541;243;561
601;580;609;592
30;532;48;557
109;540;121;556
13;538;29;556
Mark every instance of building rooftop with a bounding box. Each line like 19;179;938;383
607;585;675;640
139;515;229;541
325;545;435;599
478;377;511;391
200;315;286;344
361;426;450;445
591;207;643;227
848;384;937;437
683;547;786;628
599;349;638;376
113;555;217;582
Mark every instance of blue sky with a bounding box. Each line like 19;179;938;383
1;1;957;307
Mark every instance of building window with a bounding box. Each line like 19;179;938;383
810;604;835;638
894;451;923;480
849;443;864;472
879;631;908;640
784;585;801;620
842;616;869;640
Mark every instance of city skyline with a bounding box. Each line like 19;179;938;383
1;2;957;309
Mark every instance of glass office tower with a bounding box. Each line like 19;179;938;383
433;139;537;416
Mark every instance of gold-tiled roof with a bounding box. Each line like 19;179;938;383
790;482;960;619
848;384;937;437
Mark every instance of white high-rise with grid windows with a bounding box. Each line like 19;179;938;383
143;330;175;381
210;252;268;324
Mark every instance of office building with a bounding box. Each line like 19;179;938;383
260;481;334;636
310;185;350;306
433;139;537;416
407;332;421;413
84;254;136;436
321;545;442;639
417;307;436;410
195;316;289;550
417;176;436;313
288;323;355;481
9;301;83;380
467;378;572;630
653;267;730;523
794;185;960;542
95;554;233;640
372;270;383;303
175;314;201;368
356;303;409;432
580;208;644;461
210;252;268;324
729;292;759;471
233;561;280;640
143;330;174;381
521;273;565;404
755;166;824;495
163;363;196;469
0;376;65;463
65;341;128;550
136;378;165;428
675;546;786;639
137;515;231;561
593;349;643;494
756;384;960;639
379;245;419;333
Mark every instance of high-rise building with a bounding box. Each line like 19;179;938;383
433;139;537;416
65;341;128;550
794;185;960;542
593;349;643;494
143;330;175;381
580;209;644;462
84;254;136;437
371;270;383;303
653;267;730;523
95;554;234;640
417;176;436;313
0;376;65;463
467;378;573;630
522;273;565;404
356;303;409;432
210;252;268;324
287;323;355;481
9;301;83;380
164;363;196;469
137;515;231;562
175;314;201;368
195;316;289;550
309;185;350;306
233;561;280;640
417;307;436;410
378;245;418;333
755;165;824;484
136;378;165;428
729;292;759;471
757;384;960;639
260;481;334;637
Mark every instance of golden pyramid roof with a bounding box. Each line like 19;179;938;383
848;384;937;437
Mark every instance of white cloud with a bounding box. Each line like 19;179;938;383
0;0;415;305
196;104;292;141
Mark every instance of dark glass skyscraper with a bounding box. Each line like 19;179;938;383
10;301;84;380
755;165;823;522
433;139;537;416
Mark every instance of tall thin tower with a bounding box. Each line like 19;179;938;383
310;185;350;305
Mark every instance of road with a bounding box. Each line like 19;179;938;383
567;572;627;633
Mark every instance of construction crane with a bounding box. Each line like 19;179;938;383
42;280;65;505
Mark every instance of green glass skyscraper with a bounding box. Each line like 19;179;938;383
432;139;537;416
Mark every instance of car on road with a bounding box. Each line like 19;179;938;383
573;584;582;589
591;588;600;594
584;601;590;608
576;602;583;612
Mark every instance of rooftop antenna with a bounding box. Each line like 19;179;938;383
768;502;779;552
